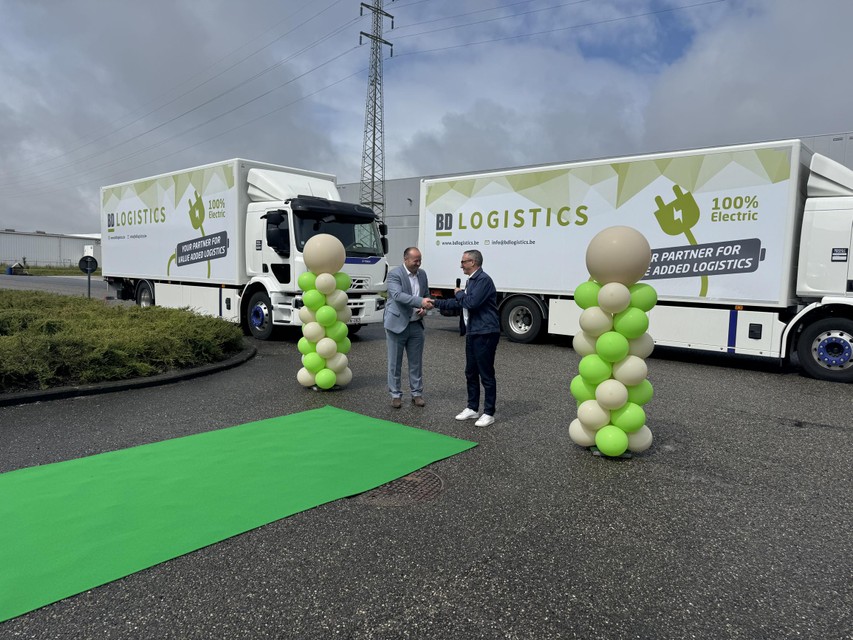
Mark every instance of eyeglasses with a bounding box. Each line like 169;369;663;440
460;259;473;265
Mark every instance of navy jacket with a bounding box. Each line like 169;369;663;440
434;268;500;336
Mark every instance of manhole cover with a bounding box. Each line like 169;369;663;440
351;469;443;506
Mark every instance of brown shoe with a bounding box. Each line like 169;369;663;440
391;397;402;408
412;396;425;407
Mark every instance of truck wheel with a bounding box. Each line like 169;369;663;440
136;281;154;307
501;296;543;343
797;318;853;382
247;291;274;340
347;325;362;335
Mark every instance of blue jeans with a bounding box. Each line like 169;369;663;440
386;320;425;398
465;332;499;416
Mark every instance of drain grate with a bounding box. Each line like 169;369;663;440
351;469;443;506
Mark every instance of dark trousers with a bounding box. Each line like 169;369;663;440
465;332;499;416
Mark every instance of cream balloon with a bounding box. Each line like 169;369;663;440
325;289;349;311
585;226;652;286
337;306;353;324
612;355;648;386
298;306;316;325
628;332;655;358
569;418;597;447
577;399;610;431
627;425;654;453
336;367;353;387
572;331;597;357
315;337;338;359
302;321;325;343
296;367;316;387
597;282;631;314
578;306;613;337
326;352;348;373
314;272;338;295
595;379;628;410
303;234;346;275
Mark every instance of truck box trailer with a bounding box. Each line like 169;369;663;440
101;159;389;339
419;139;853;382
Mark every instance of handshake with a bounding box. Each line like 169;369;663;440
421;298;435;310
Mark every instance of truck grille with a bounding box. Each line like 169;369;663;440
349;276;370;291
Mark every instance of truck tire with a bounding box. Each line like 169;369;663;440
247;291;274;341
347;325;362;335
136;281;154;308
797;318;853;382
501;296;543;344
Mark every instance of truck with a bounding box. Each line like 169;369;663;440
101;159;389;339
418;139;853;382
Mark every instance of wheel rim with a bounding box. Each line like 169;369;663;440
811;330;853;370
139;288;153;307
251;302;269;331
508;306;533;335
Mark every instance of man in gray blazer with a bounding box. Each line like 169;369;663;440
384;247;432;408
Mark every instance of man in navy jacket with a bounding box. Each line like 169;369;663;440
431;250;500;427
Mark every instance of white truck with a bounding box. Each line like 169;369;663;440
101;159;389;339
419;139;853;382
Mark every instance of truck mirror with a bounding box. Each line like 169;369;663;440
381;237;389;255
264;211;283;226
266;212;290;257
378;222;388;236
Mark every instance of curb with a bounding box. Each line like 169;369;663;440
0;344;258;408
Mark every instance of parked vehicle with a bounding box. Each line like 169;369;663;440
101;159;388;339
419;139;853;382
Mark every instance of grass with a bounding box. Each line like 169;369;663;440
0;290;245;393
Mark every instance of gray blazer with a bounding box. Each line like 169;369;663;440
383;264;429;334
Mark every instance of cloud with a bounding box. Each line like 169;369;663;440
0;0;850;234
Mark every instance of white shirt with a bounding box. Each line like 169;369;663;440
408;270;421;321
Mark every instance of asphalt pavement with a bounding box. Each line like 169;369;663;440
0;311;850;640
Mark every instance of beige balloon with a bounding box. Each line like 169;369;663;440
627;425;654;452
303;234;346;275
326;289;349;311
577;399;610;431
578;306;613;337
595;379;628;410
585;226;652;286
326;352;348;373
302;321;325;343
336;367;353;387
612;355;648;386
315;337;338;359
296;367;316;387
337;306;353;324
569;418;597;447
628;332;655;358
597;282;631;314
314;272;338;295
298;306;316;325
572;331;597;356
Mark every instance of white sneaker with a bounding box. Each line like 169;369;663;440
474;414;495;427
455;408;479;421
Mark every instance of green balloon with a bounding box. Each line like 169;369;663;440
298;271;317;292
574;280;601;309
297;337;316;355
570;374;597;403
626;379;654;405
325;320;349;342
611;402;645;433
334;271;352;291
578;354;612;385
595;425;629;457
336;336;352;355
315;305;338;327
595;331;630;363
629;283;658;312
303;289;326;311
315;368;337;389
303;352;326;374
613;307;649;339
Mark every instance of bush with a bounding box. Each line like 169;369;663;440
0;291;245;392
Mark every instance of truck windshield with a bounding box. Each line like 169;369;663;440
293;213;383;257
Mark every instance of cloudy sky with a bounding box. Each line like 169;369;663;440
1;0;851;234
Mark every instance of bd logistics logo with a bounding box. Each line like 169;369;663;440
433;205;589;244
105;207;167;232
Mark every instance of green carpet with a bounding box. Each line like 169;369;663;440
0;406;476;622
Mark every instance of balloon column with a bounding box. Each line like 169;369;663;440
296;234;354;390
569;226;658;457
